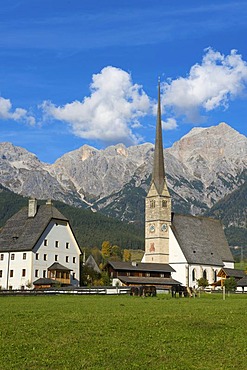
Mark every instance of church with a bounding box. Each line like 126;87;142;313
141;83;234;288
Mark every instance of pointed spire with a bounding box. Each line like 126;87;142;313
152;79;165;194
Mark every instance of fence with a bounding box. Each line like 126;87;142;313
0;286;131;296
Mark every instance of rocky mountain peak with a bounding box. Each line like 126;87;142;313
0;123;246;222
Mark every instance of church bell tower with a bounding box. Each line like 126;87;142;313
143;81;171;263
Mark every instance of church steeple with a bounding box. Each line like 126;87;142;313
152;80;165;194
142;79;171;264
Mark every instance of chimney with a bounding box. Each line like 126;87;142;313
28;198;37;218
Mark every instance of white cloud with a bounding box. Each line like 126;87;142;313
0;96;35;125
162;48;247;122
162;118;178;130
42;66;151;144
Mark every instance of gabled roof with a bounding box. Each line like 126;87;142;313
48;262;72;271
0;203;68;252
171;213;234;266
118;276;181;286
237;275;247;287
218;268;245;278
85;255;101;274
107;261;175;273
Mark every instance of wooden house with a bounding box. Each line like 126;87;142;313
105;261;181;289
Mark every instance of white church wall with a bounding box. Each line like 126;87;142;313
169;227;187;285
223;261;234;269
187;264;221;288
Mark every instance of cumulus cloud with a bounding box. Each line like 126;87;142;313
161;48;247;122
162;118;178;130
0;96;35;125
42;66;151;144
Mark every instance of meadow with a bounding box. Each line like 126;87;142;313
0;293;246;370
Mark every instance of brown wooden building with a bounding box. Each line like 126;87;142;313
105;261;181;289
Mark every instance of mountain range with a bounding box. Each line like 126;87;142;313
0;122;246;244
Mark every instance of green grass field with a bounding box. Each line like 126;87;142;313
0;294;246;370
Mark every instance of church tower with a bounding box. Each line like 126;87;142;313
143;81;171;263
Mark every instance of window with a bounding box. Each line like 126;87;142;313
73;257;76;264
66;256;69;263
162;200;167;208
146;273;150;277
214;270;218;282
203;269;207;280
0;254;4;261
0;270;2;278
160;273;164;278
36;253;39;260
22;269;26;277
55;241;59;248
35;270;39;278
192;269;196;281
72;273;75;280
43;270;46;278
10;270;14;278
55;255;58;262
66;242;69;249
23;253;26;260
44;254;47;261
11;254;15;260
150;199;155;208
44;239;48;246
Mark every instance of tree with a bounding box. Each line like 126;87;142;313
224;277;237;292
197;277;209;289
101;241;111;259
80;265;101;286
123;249;131;262
110;245;122;261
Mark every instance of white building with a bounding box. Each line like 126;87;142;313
142;82;234;288
0;199;81;290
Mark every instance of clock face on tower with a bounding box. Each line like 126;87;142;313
161;223;168;232
149;225;155;233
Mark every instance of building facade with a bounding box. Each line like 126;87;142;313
0;199;81;289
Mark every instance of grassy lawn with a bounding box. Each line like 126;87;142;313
0;293;246;370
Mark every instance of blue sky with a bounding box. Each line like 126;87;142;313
0;0;247;163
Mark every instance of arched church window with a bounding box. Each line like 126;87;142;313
150;200;155;208
162;200;167;208
203;269;207;280
214;270;217;282
192;268;196;281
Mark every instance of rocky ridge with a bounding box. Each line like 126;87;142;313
0;123;246;225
